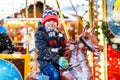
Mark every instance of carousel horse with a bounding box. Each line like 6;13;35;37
26;23;103;80
60;23;103;80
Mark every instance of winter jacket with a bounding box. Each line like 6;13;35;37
0;33;14;53
35;22;66;70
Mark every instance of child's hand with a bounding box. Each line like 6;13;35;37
58;57;69;69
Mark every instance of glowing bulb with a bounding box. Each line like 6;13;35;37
98;15;103;20
98;22;102;26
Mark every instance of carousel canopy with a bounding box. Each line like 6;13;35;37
0;0;88;20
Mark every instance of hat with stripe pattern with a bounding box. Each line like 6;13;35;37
41;8;59;25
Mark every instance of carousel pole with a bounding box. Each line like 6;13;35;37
102;0;108;79
34;0;36;18
55;0;70;39
26;0;28;19
43;0;46;10
89;0;94;28
88;0;94;79
25;0;29;54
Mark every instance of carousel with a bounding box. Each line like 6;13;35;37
0;0;120;80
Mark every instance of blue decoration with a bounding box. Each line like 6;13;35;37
107;0;116;17
108;21;120;37
0;59;23;80
107;0;120;37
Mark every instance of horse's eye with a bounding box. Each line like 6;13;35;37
84;36;89;40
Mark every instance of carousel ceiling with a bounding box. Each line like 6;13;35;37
0;0;88;20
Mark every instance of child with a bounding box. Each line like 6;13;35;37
35;8;69;80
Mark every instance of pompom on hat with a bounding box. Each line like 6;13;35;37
41;8;59;25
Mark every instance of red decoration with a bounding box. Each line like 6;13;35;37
107;44;120;80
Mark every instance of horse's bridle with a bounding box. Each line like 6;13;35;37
79;37;92;51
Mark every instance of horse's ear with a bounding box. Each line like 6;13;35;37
91;26;96;35
83;23;89;32
91;19;98;35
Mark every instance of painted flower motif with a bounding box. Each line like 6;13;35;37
69;44;75;50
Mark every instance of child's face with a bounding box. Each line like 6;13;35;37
44;20;57;30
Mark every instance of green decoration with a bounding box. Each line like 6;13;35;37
102;22;120;50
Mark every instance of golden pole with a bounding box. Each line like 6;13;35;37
34;0;36;18
88;0;94;79
89;0;94;28
102;0;108;80
26;0;28;19
25;0;29;54
55;0;70;39
43;0;46;11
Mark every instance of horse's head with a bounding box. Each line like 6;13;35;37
79;23;103;57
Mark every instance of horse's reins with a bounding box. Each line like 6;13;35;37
62;36;100;70
66;37;93;70
67;59;86;70
79;36;100;64
79;37;92;51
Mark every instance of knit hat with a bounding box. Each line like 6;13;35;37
41;8;59;25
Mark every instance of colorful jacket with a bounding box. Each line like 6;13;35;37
35;22;66;70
